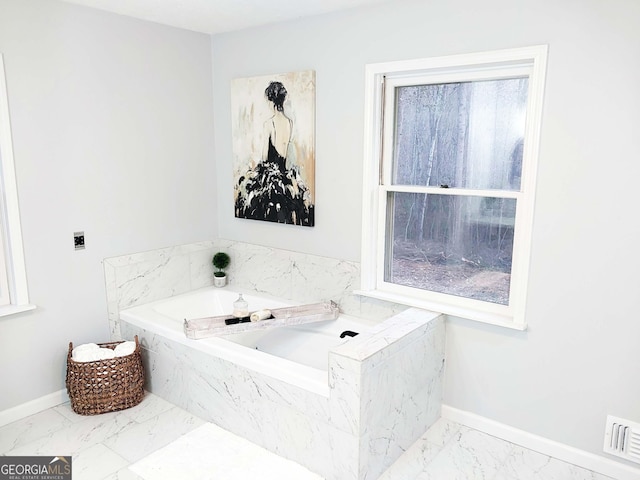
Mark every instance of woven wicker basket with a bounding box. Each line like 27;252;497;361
66;335;145;415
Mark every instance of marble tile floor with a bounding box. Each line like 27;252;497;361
0;392;615;480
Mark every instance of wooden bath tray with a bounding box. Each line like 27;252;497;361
183;301;340;339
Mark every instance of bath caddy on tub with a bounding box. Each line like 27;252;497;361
183;301;340;340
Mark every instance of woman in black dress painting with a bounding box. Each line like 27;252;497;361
235;81;314;226
262;82;292;173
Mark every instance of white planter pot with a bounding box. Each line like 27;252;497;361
213;275;227;287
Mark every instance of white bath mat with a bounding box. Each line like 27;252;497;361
129;423;323;480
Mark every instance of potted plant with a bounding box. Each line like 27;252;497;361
212;252;230;287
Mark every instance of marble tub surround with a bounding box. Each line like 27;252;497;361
120;304;445;480
104;239;405;340
104;241;217;339
330;308;445;479
221;239;408;320
105;239;431;478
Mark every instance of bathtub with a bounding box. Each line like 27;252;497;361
120;286;378;396
119;285;444;480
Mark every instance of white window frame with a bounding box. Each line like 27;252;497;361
0;54;35;317
358;46;548;330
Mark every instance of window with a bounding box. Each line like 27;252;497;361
0;54;34;316
359;47;547;329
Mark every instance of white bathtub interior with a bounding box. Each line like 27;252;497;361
121;287;378;393
149;287;378;370
151;288;290;321
225;316;377;371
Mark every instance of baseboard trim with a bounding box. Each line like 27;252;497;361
0;390;69;428
441;405;640;480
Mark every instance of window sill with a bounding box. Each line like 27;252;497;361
354;289;527;331
0;304;37;318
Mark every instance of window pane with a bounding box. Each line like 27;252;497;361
392;78;528;191
385;192;516;305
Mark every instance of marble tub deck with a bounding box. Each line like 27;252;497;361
0;392;613;480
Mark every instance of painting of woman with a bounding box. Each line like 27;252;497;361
232;71;315;226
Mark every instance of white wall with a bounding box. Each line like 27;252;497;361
0;0;216;410
212;0;640;464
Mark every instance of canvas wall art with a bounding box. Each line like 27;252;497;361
232;70;315;227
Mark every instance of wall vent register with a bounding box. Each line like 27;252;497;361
603;415;640;465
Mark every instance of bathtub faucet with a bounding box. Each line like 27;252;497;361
339;330;359;339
